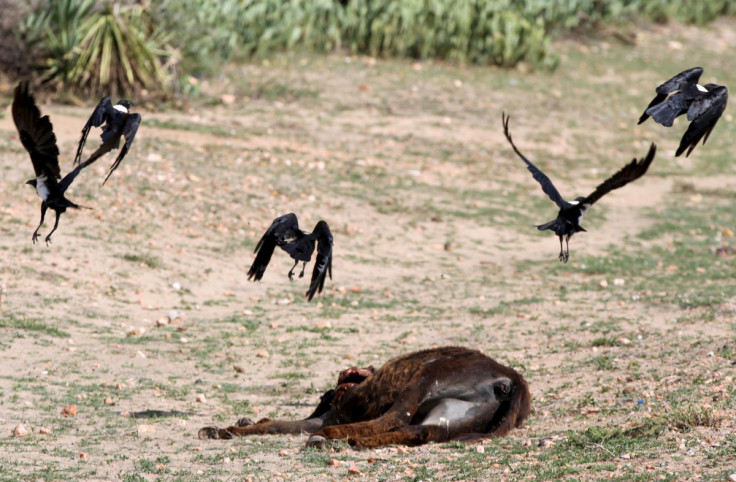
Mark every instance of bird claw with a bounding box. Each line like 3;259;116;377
288;271;295;281
558;251;569;263
45;236;53;246
32;234;39;244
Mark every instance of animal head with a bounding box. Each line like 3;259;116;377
114;100;135;113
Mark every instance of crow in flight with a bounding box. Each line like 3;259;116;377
12;82;94;245
502;113;657;262
247;213;333;301
638;67;728;157
74;96;141;184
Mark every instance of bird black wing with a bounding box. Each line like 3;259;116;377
102;113;141;185
638;67;703;124
583;143;657;206
247;213;301;281
306;221;333;301
74;97;114;165
676;85;728;158
12;81;61;181
502;112;572;209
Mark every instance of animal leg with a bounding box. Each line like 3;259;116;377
298;261;307;278
287;259;299;280
557;236;565;263
347;425;449;449
198;416;324;440
563;234;571;263
32;204;47;244
44;211;62;245
311;407;413;443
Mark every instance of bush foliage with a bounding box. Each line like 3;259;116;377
152;0;734;73
8;0;735;96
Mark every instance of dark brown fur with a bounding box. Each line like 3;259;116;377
199;346;530;449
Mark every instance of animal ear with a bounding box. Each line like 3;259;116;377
493;378;512;398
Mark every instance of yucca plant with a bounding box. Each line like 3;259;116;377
72;3;167;97
23;0;169;97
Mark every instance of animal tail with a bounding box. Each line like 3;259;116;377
645;98;682;127
536;219;560;231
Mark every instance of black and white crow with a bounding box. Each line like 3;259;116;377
12;82;93;245
638;67;728;157
502;113;657;262
74;96;141;184
247;213;333;301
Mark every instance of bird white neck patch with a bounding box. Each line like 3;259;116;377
113;104;129;113
568;200;580;205
696;84;708;93
36;175;50;201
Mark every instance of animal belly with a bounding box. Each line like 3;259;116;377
419;399;479;427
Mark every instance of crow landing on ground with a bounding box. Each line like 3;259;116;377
638;67;728;157
247;213;333;301
502;113;657;263
12;82;95;245
74;96;141;184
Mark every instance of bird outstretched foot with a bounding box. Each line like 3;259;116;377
559;251;569;263
288;270;295;281
32;232;40;244
45;235;53;246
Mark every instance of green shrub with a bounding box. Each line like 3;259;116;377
22;0;168;97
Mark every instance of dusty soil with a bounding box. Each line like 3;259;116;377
0;19;735;481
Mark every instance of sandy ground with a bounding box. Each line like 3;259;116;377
0;18;735;481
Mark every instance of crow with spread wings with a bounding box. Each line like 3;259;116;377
12;82;94;245
74;96;141;184
247;213;333;301
638;67;727;157
503;113;657;262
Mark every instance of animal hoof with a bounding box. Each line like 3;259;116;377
198;427;221;439
236;417;255;427
305;435;328;449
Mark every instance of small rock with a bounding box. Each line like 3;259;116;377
220;94;236;105
616;337;631;345
135;350;146;358
613;278;625;286
327;459;340;467
278;450;289;456
620;453;631;460
348;464;361;475
79;452;88;459
156;317;170;327
476;445;485;453
172;282;181;291
256;350;269;358
104;397;114;405
233;365;245;373
115;383;126;390
723;228;734;237
12;424;29;437
61;404;77;417
39;427;51;434
269;323;279;329
314;321;331;329
599;280;608;288
707;351;714;357
727;473;736;482
195;393;206;403
137;424;155;435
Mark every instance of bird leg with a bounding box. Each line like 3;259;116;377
562;234;572;263
44;211;62;246
557;236;566;263
298;261;307;278
287;260;299;281
32;204;47;244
